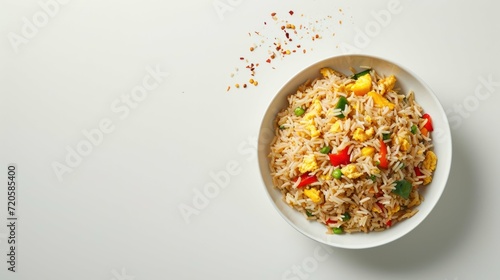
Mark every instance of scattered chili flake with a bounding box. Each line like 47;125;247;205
228;9;347;91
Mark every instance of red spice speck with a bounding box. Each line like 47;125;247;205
266;58;271;63
240;57;244;60
271;12;276;16
289;10;294;15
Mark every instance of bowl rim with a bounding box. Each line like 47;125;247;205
257;53;453;249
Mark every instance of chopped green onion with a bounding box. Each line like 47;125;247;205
411;124;418;134
279;125;286;130
306;210;313;217
375;161;380;166
369;174;377;182
334;96;349;118
320;146;331;154
332;227;343;234
351;69;371;80
392;179;412;199
294;107;305;116
332;168;342;179
342;212;351;221
382;133;391;141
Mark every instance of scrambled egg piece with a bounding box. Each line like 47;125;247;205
319;174;331;181
352;127;374;142
367;91;395;110
370;167;381;175
423;151;437;171
378;75;397;95
300;99;322;138
299;154;319;173
408;193;422;207
304;188;322;203
423;176;432;185
305;124;321;138
361;146;375;157
320;67;342;78
330;120;343;133
421;151;437;185
398;136;411;152
389;204;400;216
351;74;372;96
304;99;322;120
364;115;372;125
341;164;363;179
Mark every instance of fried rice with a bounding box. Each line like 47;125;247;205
268;67;437;234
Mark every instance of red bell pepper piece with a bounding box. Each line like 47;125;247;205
326;218;337;224
379;139;389;169
376;202;385;212
414;166;422;177
295;173;317;188
328;146;350;166
422;113;433;132
386;220;392;227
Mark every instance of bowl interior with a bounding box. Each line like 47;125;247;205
258;54;452;249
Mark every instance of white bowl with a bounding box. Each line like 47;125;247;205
258;54;452;249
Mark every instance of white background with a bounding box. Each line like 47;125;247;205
1;0;499;279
